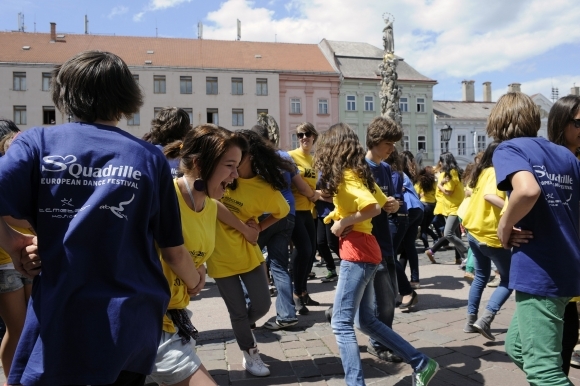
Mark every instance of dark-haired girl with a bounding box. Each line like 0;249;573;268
207;130;292;377
415;166;439;249
460;141;511;340
315;123;438;386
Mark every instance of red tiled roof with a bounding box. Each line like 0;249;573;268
0;31;337;73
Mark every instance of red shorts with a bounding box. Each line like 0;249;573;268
339;231;381;265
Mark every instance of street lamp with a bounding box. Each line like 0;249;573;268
440;124;453;153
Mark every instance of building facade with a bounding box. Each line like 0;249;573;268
319;39;437;163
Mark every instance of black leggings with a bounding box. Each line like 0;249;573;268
291;210;316;295
419;202;438;249
561;301;579;375
67;371;146;386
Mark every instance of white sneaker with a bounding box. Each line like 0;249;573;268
242;347;270;377
571;351;580;367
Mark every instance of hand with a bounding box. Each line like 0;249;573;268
331;219;347;237
383;196;399;213
11;234;39;278
341;225;354;237
187;265;206;296
508;227;533;248
309;190;321;202
243;219;259;245
497;218;514;249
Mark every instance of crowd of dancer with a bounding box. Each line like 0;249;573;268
0;50;578;386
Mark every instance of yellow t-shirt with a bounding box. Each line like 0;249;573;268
462;168;506;248
440;169;465;216
414;182;437;204
456;187;472;221
288;149;317;211
0;225;34;266
433;172;447;215
160;179;218;333
207;176;290;279
324;170;386;235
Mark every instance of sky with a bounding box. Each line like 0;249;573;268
2;0;579;102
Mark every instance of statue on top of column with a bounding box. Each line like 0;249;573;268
383;16;394;54
379;13;402;128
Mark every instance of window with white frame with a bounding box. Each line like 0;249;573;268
182;108;193;123
417;135;426;152
206;77;218;95
256;78;268;95
232;109;244;126
42;73;51;91
128;111;140;126
180;76;192;94
364;96;374;111
457;135;466;155
400;97;408;112
154;75;166;94
318;99;328;115
290;98;301;114
231;78;243;95
441;139;447;153
13;106;26;125
477;135;486;152
346;95;356;111
416;97;425;113
291;133;299;149
13;72;26;91
403;135;410;151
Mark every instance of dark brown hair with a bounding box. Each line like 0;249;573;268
295;122;319;144
314;122;376;196
0;119;19;140
418;166;436;193
366;116;403;149
486;92;540;141
548;95;580;148
163;124;248;196
51;50;143;123
401;150;417;183
143;107;191;146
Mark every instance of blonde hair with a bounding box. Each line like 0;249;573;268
486;92;541;141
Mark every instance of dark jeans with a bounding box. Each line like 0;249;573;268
67;371;146;386
291;210;316;295
398;208;423;283
419;202;438;249
389;216;413;297
317;217;338;271
258;214;297;323
369;254;398;351
562;301;579;375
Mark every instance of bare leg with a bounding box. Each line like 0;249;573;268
171;364;217;386
0;287;28;378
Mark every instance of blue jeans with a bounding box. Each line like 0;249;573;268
467;234;513;315
331;260;429;385
258;214;297;323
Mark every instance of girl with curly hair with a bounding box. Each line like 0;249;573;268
415;166;439;249
314;123;438;386
207;129;293;377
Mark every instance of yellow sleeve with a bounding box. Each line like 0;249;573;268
443;170;460;192
344;173;378;211
481;169;506;199
323;210;341;224
371;182;388;207
267;190;290;219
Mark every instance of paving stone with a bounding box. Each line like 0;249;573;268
424;368;482;386
319;363;345;376
295;364;322;378
279;334;300;342
304;338;326;348
472;366;528;386
390;322;423;335
204;359;228;375
313;355;340;365
230;375;300;385
410;330;456;345
212;373;230;386
281;340;305;349
197;342;225;351
307;346;331;356
410;339;454;359
198;349;225;361
434;351;493;376
409;319;449;331
285;347;309;357
297;377;328;385
325;376;348;386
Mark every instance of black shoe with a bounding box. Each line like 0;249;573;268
294;296;309;315
399;291;418;309
301;293;320;306
366;346;404;363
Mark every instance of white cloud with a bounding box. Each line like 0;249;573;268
495;75;580;101
199;0;580;80
108;6;129;20
133;0;191;22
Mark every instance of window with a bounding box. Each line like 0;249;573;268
257;109;268;118
182;108;193;123
13;106;26;125
441;139;449;153
256;78;268;95
290;98;301;114
232;109;244;126
43;106;56;125
13;72;26;91
128;112;140;126
291;133;299;149
364;96;374;111
154;107;162;117
399;97;408;112
346;95;356;111
180;76;192;94
42;73;51;91
477;135;486;152
231;78;243;95
206;77;218;95
207;108;218;124
417;135;426;152
457;135;466;156
133;74;139;82
318;99;328;115
403;135;410;151
416;97;425;113
153;75;166;94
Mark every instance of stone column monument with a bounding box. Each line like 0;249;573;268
379;13;402;129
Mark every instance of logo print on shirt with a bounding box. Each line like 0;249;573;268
100;194;135;220
61;198;74;207
42;155;77;172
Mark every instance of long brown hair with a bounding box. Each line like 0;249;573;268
418;166;436;193
548;95;580;149
143;107;191;146
314;123;375;196
487;92;540;141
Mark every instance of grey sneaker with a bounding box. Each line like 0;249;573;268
413;358;439;386
367;345;403;363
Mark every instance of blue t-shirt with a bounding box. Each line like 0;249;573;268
403;173;424;211
390;170;409;214
315;173;334;219
155;144;180;178
366;159;396;259
278;150;296;216
494;137;580;297
0;123;183;385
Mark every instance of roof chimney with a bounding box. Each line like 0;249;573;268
571;86;580;96
50;22;56;42
462;80;475;102
508;83;521;93
483;82;492;102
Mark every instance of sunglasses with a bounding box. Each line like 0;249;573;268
572;119;580;129
297;132;313;139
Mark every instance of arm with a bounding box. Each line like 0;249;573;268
383;196;399;213
484;194;505;209
0;219;38;277
497;171;541;249
3;216;33;231
292;174;319;202
256;214;281;233
216;201;258;244
160;245;200;289
187;264;207;296
331;203;381;237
